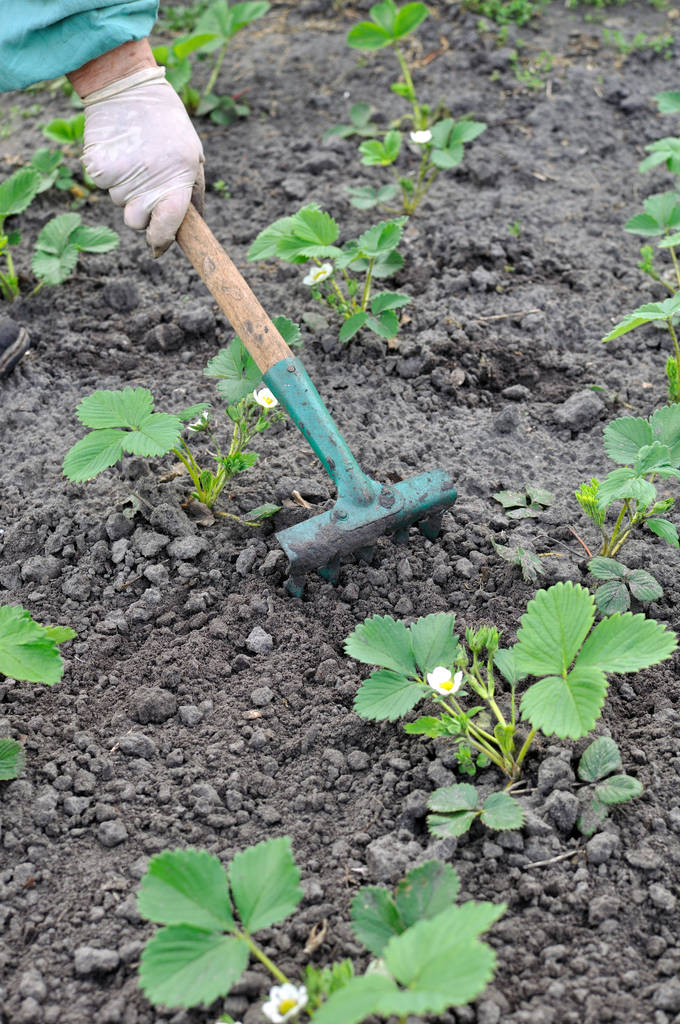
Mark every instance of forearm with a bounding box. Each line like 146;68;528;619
67;38;157;98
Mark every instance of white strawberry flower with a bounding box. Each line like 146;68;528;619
253;387;278;409
410;129;432;144
187;409;210;432
262;983;308;1022
426;666;463;696
303;262;333;286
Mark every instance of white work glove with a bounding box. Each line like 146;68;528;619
82;67;205;256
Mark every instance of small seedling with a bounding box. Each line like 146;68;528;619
493;485;554;519
64;326;291;520
655;91;680;114
154;1;269;123
345;583;677;781
465;0;549;26
213;179;231;198
0;605;75;779
343;2;486;213
248;205;411;343
587;556;663;615
427;783;524;838
491;539;546;583
42;112;84;148
137;839;504;1019
576;736;643;836
574;405;680;556
0;170;117;300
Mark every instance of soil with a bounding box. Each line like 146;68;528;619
2;2;680;1022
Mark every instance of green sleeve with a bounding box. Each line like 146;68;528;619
0;1;159;92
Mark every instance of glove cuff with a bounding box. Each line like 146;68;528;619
82;66;167;106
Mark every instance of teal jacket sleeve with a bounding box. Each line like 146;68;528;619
0;1;159;92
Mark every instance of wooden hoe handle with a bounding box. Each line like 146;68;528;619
176;204;291;374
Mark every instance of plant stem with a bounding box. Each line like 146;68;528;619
394;46;423;129
668;318;680;400
602;501;630;556
669;245;680;290
242;933;289;985
204;42;228;98
360;256;375;312
515;728;537;772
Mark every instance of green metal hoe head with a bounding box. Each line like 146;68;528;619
263;357;457;595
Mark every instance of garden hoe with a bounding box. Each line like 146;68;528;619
176;206;457;594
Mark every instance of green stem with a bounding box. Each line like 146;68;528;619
359;256;375;312
669;245;680;290
668;318;680;397
241;933;289;985
204;42;228;98
487;697;507;729
515;728;537;772
603;501;630;556
395;46;422;128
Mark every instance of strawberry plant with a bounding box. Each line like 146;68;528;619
575;736;643;837
248;205;410;343
136;838;504;1019
0;605;75;779
345;583;676;783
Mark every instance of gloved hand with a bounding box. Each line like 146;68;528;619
81;67;204;256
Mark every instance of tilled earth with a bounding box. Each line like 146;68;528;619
2;2;680;1022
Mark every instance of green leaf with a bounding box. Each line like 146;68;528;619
493;648;525;685
248;214;297;260
603;416;652;464
0;167;41;219
122;413;184;457
137;848;235;930
243;503;281;522
480;792;524;831
347;22;393;49
76;388;153;429
176;402;211;422
513;582;595;678
647;517;679;547
351;887;403;955
602;296;680;341
577;797;609;837
36;212;82;255
339;312;368;343
229;836;302;933
409;613;459;676
393;3;429;39
594;774;643;805
172;31;219;58
577;736;622;783
357;216;404;257
625;192;680;236
370;291;411;314
431;145;464;170
43;624;76;644
70;223;119;253
576;612;677;673
656;90;680;113
594;581;630;616
366;310;399;339
354;669;424;721
272;315;301;348
0;738;25;781
627;570;663;603
311;975;398;1024
588;557;628;581
0;606;74;685
31;245;79;286
650;404;680;460
345;614;416;675
382;902;504;1009
427;783;478;813
597;468;656;509
139;927;248;1009
290;206;339;247
62;428;126;482
427;811;477;837
42;113;84;144
347;183;399;210
29;148;63;192
204;337;262;404
520;667;608;739
394;861;460;929
404;715;451;737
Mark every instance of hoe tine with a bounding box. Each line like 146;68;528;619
418;512;444;542
394;525;412;546
357;545;375;564
318;556;341;584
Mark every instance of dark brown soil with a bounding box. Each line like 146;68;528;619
1;2;680;1023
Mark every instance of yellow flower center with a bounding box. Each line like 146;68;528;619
439;680;453;691
279;998;298;1014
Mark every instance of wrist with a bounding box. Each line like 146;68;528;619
67;39;157;99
